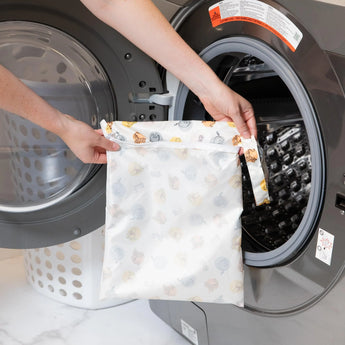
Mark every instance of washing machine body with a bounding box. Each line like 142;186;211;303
0;0;173;248
149;0;345;344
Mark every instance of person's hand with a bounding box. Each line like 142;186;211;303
56;114;120;164
199;81;256;139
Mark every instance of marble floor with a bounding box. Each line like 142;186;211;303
0;255;190;345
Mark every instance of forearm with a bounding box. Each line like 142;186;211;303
80;0;222;99
0;65;65;135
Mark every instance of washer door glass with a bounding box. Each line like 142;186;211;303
168;37;324;267
0;21;114;212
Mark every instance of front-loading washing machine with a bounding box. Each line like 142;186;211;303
148;0;345;344
1;0;345;343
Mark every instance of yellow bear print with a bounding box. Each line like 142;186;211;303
260;178;268;191
174;148;188;160
132;249;145;265
229;175;242;189
232;235;242;251
227;122;236;127
168;176;180;190
204;278;219;292
170;137;182;142
122;121;136;128
174;252;187;266
202;121;215;127
188;193;203;206
232;134;241;146
230;280;244;293
105;122;113;134
169;227;183;240
245;148;258;163
128;162;144;176
122;271;135;282
154;189;166;204
126;226;141;241
133;132;146;143
258;198;270;206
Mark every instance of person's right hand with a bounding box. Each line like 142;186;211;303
199;80;256;139
56;114;120;164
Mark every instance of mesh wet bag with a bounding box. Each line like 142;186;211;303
99;120;269;306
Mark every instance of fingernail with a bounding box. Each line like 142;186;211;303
113;143;121;151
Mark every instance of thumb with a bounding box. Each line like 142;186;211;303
97;136;120;151
234;116;251;139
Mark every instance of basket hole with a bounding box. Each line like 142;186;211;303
73;293;82;300
36;268;42;276
71;255;82;264
32;128;41;140
37;190;45;199
21;141;29;152
23;157;31;168
11;120;17;130
71;267;82;276
57;264;66;273
47;273;53;281
48;285;54;292
24;172;32;183
35;256;41;264
58;277;66;285
33;145;42;156
59;289;67;297
69;241;81;251
19;125;28;136
38;280;44;288
72;280;82;288
45;260;52;269
44;248;51;257
64;150;76;160
56;251;65;260
46;131;58;143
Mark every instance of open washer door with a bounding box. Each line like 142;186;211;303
0;0;167;249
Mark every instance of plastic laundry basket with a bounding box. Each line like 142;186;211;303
24;226;130;309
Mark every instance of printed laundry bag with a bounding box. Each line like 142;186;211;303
99;120;269;306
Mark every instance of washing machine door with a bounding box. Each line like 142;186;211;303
165;0;345;313
0;0;166;249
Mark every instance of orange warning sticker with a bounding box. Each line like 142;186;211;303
209;0;303;52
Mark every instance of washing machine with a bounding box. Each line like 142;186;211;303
148;0;345;344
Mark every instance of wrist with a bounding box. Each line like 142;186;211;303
47;112;72;137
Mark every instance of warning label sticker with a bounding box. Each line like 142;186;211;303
208;0;303;52
315;228;335;266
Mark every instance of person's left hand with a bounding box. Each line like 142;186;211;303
56;114;120;164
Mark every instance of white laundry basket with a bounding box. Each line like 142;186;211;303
24;226;131;309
